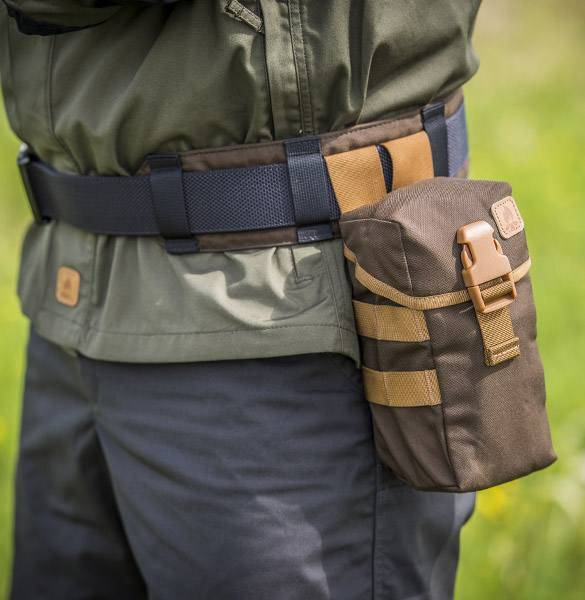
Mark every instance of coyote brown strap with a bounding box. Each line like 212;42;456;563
352;300;429;342
382;132;434;190
324;146;387;213
476;281;521;365
477;308;520;366
324;131;436;212
343;245;532;311
362;367;442;407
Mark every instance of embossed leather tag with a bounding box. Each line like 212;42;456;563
491;196;524;239
56;266;80;307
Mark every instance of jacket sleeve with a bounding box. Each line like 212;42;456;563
2;0;182;35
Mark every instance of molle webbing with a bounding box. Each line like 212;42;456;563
382;132;434;190
324;134;529;407
324;146;387;213
362;368;442;408
343;246;532;311
324;126;441;408
333;176;554;492
351;301;430;343
343;223;531;386
19;92;468;253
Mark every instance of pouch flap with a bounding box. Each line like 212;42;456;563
339;178;530;298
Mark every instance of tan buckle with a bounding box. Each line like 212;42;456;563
456;221;517;314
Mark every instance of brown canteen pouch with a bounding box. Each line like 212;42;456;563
336;178;556;492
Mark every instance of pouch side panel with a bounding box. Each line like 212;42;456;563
425;276;556;491
372;405;458;490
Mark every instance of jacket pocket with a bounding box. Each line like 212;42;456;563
4;0;120;35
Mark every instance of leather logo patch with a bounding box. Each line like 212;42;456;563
56;266;80;307
491;196;524;239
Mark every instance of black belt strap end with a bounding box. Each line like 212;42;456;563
422;102;449;177
284;137;334;244
18;146;48;225
147;154;199;254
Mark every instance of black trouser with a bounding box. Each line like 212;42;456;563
10;329;475;600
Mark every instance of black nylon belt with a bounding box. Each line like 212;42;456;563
19;149;341;240
284;137;334;244
146;154;199;254
422;102;449;177
18;100;469;254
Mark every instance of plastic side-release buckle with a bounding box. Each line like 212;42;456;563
456;220;517;314
18;144;48;225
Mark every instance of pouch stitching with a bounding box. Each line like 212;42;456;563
491;196;523;238
423;311;460;489
396;221;460;488
412;308;426;341
371;284;390;406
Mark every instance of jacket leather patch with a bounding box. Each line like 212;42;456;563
491;196;524;239
56;267;80;307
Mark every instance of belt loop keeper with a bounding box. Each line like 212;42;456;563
146;154;199;254
422;102;449;177
284;137;334;244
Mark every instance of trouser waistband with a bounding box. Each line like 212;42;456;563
19;90;468;253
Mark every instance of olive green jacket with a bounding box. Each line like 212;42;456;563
0;0;480;362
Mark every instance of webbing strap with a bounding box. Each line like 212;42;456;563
147;155;199;254
21;154;339;236
284;137;334;243
422;102;449;176
382;132;434;190
362;367;442;407
18;100;469;245
352;300;430;342
324;146;387;213
344;244;532;311
446;102;469;176
476;282;521;366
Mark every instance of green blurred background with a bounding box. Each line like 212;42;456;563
1;0;584;597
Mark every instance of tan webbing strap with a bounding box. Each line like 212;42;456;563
382;131;434;190
324;146;387;213
352;300;429;342
362;367;442;407
344;244;532;311
475;281;520;366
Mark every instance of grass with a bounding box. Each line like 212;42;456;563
0;0;584;597
455;1;585;598
0;86;28;600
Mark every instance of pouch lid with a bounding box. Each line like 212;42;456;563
340;178;530;299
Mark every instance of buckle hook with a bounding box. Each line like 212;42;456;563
456;220;517;313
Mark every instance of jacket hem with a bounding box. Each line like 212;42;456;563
29;309;360;365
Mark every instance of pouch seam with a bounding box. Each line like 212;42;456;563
397;221;460;489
